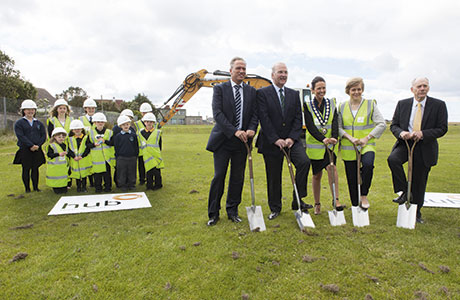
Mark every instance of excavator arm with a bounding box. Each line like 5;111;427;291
157;69;272;128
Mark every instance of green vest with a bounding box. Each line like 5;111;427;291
339;99;376;161
134;120;145;156
47;116;72;134
46;143;69;188
89;129;115;173
79;116;96;133
305;98;336;160
67;135;92;179
139;129;164;171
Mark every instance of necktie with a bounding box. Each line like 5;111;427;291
413;103;422;131
89;116;92;124
279;88;285;113
234;85;241;128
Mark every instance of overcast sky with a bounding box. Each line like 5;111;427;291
1;0;459;121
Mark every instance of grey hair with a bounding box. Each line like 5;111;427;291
230;57;246;68
271;62;287;73
411;77;429;87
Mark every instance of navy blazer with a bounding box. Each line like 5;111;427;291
14;118;47;149
206;81;258;152
390;96;448;167
256;85;302;155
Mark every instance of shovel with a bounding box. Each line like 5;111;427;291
351;145;370;227
281;148;315;230
326;145;346;226
396;140;418;229
244;142;266;232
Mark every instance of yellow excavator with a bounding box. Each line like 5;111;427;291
157;69;313;140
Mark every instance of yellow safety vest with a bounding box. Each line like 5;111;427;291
46;143;69;188
338;99;376;161
139;129;164;171
134;120;145;157
79;116;96;133
47;116;72;134
67;135;92;179
305;98;336;160
89;129;115;173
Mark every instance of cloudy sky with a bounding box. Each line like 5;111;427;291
2;0;459;121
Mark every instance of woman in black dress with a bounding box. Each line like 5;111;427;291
13;99;47;192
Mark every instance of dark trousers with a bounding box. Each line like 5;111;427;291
22;166;39;192
344;151;375;207
146;168;162;189
138;156;146;184
94;163;112;192
88;174;94;187
76;178;87;192
53;187;67;194
207;138;247;219
117;156;137;189
262;142;310;213
388;142;431;216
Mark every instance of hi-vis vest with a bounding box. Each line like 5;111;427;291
89;129;115;173
134;120;145;157
339;99;376;161
79;115;95;133
46;143;69;188
139;129;164;171
305;98;336;160
47;116;72;134
67;135;92;179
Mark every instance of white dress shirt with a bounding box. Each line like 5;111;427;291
231;80;244;130
408;97;426;132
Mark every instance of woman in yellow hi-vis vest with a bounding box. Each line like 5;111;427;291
304;76;343;214
47;99;73;138
338;77;386;209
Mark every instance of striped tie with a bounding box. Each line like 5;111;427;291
279;88;285;113
234;85;241;129
413;102;422;131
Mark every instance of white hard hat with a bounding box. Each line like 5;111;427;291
20;99;37;110
117;115;131;126
83;98;97;108
142;112;157;122
70;119;84;130
53;99;69;108
139;103;153;113
92;112;107;122
120;109;134;118
51;127;67;137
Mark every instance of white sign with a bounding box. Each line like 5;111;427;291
48;192;151;215
424;193;460;208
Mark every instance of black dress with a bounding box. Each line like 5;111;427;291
13;117;47;168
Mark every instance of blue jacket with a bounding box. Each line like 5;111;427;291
14;118;47;149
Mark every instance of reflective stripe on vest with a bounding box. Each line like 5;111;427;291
139;129;163;171
135;120;145;156
339;99;376;161
89;129;115;172
68;135;92;179
46;143;69;187
305;98;336;160
49;116;72;133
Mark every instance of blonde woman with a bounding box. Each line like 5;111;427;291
47;99;73;137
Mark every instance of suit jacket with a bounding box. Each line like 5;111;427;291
390;96;448;167
256;85;302;155
206;81;258;152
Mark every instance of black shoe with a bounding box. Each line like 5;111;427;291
416;217;425;224
152;184;163;190
139;181;145;185
104;188;112;193
207;217;219;226
393;193;407;204
33;188;41;192
292;200;313;212
228;215;242;223
121;187;128;192
77;187;81;193
25;189;31;193
336;205;345;212
268;211;280;220
128;187;136;191
95;189;103;194
81;188;88;193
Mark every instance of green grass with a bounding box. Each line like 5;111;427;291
1;125;459;299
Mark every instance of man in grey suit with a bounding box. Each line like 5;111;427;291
256;62;312;220
206;57;258;226
388;77;448;223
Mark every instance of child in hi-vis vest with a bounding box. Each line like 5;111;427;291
138;113;164;190
46;127;69;194
67;120;92;193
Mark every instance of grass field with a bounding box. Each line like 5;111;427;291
0;125;459;299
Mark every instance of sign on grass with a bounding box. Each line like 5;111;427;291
424;193;460;208
48;192;151;215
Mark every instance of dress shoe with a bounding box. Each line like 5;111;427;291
34;188;41;192
416;217;425;224
228;215;242;223
393;193;407;204
207;217;219;226
292;200;313;212
268;211;280;220
152;184;163;190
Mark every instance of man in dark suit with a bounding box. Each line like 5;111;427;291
256;62;311;220
206;57;258;226
388;77;448;223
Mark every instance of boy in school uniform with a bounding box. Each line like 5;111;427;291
114;115;139;192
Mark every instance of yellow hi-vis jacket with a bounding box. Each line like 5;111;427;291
138;129;164;171
46;143;69;188
305;98;336;160
79;115;96;133
67;135;92;179
89;129;115;173
338;99;376;161
134;120;145;157
47;116;72;134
